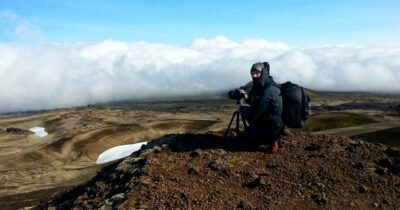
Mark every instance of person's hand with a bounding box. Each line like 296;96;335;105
236;104;241;112
238;89;248;100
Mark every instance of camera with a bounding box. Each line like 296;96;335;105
228;89;245;100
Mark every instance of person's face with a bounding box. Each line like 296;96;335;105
251;71;262;79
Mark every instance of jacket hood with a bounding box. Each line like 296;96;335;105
252;63;272;88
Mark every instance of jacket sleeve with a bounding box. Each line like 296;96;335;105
228;81;253;100
240;81;253;104
242;86;274;122
240;81;253;93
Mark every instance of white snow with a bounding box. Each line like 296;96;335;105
29;127;48;137
96;141;148;164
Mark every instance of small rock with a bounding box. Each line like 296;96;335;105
376;143;388;151
304;144;321;151
245;177;267;188
171;177;180;182
111;193;125;200
372;202;380;208
257;177;266;185
214;149;227;155
378;156;400;175
208;158;229;171
147;158;159;164
153;146;162;153
203;153;212;159
313;182;325;189
128;183;135;188
6;127;27;133
237;201;253;209
346;146;356;153
153;175;164;181
190;149;202;158
223;169;235;178
375;167;389;176
266;162;277;169
98;204;108;210
311;194;327;205
105;199;113;206
347;139;358;145
353;162;364;170
137;179;153;186
359;185;368;193
382;199;390;205
385;147;400;157
188;167;200;175
282;128;291;136
365;142;374;148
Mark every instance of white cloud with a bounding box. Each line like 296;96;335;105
14;20;44;42
0;10;44;43
0;10;18;21
0;37;400;113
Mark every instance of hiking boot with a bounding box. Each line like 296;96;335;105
270;139;279;153
259;139;279;153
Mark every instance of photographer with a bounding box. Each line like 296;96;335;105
228;62;283;152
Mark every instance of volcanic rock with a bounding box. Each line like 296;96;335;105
36;132;400;209
6;127;29;134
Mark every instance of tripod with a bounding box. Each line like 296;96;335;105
224;99;248;138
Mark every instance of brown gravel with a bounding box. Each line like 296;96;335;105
38;131;400;209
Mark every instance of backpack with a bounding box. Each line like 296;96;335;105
280;81;310;128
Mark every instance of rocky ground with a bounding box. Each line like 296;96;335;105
38;131;400;209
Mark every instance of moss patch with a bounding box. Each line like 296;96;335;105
183;120;219;131
302;112;377;132
153;120;219;132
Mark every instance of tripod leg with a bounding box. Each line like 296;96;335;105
224;111;237;138
236;111;240;133
241;114;248;129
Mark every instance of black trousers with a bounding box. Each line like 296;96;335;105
236;124;279;148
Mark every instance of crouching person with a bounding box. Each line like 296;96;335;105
228;62;283;152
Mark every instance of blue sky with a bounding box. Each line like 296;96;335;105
1;0;400;46
1;0;400;112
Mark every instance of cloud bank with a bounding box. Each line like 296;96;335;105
1;36;400;113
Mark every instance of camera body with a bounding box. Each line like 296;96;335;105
228;89;245;100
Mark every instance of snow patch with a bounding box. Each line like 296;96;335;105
96;142;148;164
29;127;48;137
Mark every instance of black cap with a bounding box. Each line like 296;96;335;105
250;63;264;72
250;62;269;74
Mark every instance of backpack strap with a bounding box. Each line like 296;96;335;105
300;87;309;119
271;83;281;89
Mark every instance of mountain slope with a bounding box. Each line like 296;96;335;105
38;132;400;209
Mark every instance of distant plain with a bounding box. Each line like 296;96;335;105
0;90;399;208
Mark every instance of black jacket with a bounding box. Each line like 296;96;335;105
229;70;283;137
